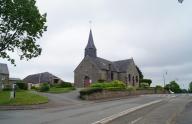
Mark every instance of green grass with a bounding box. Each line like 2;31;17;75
47;87;75;94
0;90;48;105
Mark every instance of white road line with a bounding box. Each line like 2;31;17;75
91;99;162;124
130;117;143;124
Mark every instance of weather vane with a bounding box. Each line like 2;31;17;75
89;20;92;29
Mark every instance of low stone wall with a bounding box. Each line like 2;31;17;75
81;89;169;100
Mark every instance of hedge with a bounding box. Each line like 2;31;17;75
79;87;103;96
90;80;126;89
39;83;50;92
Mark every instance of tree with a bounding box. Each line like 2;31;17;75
140;79;152;87
165;81;181;93
188;81;192;93
0;0;47;64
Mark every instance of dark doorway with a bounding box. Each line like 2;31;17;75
84;76;91;87
53;79;59;84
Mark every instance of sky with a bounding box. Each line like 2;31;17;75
1;0;192;88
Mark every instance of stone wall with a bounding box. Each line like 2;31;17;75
81;89;169;100
74;57;100;87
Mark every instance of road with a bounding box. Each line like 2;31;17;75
107;94;192;124
0;94;191;124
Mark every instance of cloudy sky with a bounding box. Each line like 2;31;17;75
1;0;192;88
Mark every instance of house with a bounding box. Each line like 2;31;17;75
74;30;141;88
23;72;64;87
9;78;22;84
0;63;9;90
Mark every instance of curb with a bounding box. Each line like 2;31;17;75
91;99;163;124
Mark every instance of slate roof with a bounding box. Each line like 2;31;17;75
23;72;61;84
113;59;133;72
87;56;133;73
85;30;96;50
0;63;9;75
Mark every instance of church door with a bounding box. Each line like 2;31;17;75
84;76;91;87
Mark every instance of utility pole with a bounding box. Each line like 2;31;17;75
163;71;168;88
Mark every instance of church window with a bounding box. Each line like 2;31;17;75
136;76;138;83
132;76;135;86
111;72;114;80
128;74;131;82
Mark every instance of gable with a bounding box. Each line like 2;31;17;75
74;56;100;73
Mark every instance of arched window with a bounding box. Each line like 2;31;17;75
132;76;135;86
136;76;138;83
128;74;131;82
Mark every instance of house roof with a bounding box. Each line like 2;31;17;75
87;56;134;73
0;63;9;75
9;78;21;81
23;72;61;84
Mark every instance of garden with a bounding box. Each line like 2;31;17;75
33;81;75;94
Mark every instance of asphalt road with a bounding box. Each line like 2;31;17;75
0;94;169;124
107;94;192;124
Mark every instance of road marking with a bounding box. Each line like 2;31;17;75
91;100;162;124
130;117;143;124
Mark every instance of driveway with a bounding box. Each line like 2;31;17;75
37;88;91;107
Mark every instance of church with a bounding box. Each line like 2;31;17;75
74;30;141;88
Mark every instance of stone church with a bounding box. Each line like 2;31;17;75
74;30;141;88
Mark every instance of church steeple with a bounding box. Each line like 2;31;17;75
85;29;97;58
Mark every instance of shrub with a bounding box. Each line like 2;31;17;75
3;85;12;91
79;87;103;96
39;83;50;92
155;85;163;90
16;82;28;90
140;83;150;89
127;85;136;91
59;82;73;88
91;80;126;90
140;79;152;86
105;87;126;91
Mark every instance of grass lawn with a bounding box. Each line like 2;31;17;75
47;87;75;94
0;90;48;105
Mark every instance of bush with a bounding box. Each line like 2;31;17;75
140;79;152;86
39;83;50;92
3;85;12;91
79;87;103;96
91;80;126;90
105;87;127;91
127;85;136;91
16;82;28;90
155;85;163;90
140;83;150;89
59;82;73;88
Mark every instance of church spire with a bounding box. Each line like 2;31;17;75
85;29;97;58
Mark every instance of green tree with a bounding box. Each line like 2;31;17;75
166;81;181;93
188;81;192;93
140;79;152;87
0;0;47;64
